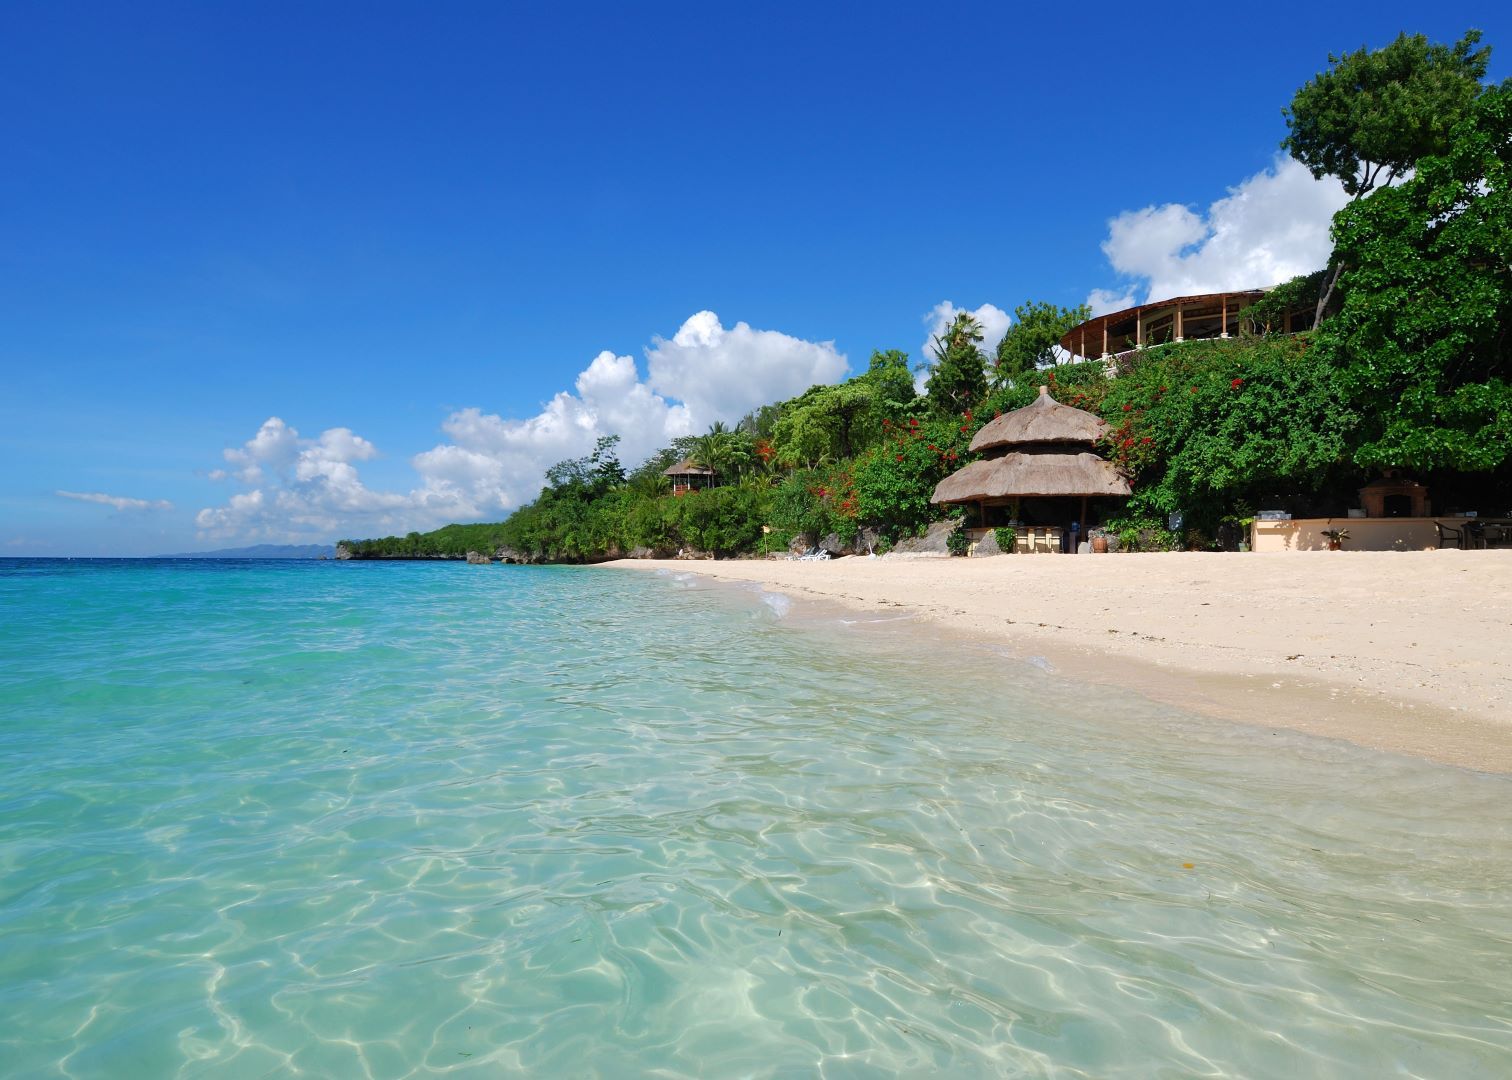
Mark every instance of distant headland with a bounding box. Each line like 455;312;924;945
157;543;336;559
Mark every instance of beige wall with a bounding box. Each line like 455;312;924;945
1250;517;1459;552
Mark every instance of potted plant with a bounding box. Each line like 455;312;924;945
1237;516;1255;552
1321;527;1349;551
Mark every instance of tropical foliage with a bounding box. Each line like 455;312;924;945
993;301;1091;385
925;313;988;417
1314;80;1512;471
344;30;1512;560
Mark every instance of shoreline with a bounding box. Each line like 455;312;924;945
602;551;1512;773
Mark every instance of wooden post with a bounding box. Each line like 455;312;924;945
1101;322;1108;357
1136;309;1144;349
1080;328;1086;359
1175;304;1184;342
1079;497;1088;541
1221;294;1228;338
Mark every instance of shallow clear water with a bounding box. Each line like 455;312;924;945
1;558;1510;1078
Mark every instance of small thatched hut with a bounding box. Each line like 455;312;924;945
664;458;716;494
932;386;1130;543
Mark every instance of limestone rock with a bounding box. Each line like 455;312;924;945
818;533;851;558
886;519;961;557
973;530;1004;557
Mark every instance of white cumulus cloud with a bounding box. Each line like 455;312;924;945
57;490;173;512
645;311;847;423
916;301;1013;390
1087;156;1349;310
195;420;412;539
195;312;847;541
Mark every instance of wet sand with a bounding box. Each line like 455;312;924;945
605;551;1512;772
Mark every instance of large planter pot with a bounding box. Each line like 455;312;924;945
1091;536;1109;554
1328;540;1342;551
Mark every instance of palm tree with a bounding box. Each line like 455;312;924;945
690;421;754;484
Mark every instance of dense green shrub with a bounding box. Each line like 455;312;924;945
663;484;770;557
854;413;977;540
946;525;970;556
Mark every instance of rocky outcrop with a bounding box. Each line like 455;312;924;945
465;551;493;565
625;545;674;560
818;532;850;558
886;519;961;557
335;544;355;560
972;530;1005;557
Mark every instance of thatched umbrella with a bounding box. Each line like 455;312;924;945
931;385;1130;538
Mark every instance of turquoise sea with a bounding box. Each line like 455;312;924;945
1;558;1510;1078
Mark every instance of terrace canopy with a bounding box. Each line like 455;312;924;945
1058;289;1309;361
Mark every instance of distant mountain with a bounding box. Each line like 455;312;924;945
158;543;336;559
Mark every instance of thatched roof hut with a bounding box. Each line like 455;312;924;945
663;457;714;478
933;449;1131;502
967;385;1109;452
932;387;1130;529
663;457;715;494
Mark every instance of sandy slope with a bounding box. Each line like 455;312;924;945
604;551;1512;772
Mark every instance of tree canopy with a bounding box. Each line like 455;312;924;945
1282;29;1490;197
993;301;1091;385
770;350;915;466
689;421;753;480
925;313;987;416
1315;79;1512;472
543;434;624;498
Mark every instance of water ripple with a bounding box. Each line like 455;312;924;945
1;559;1510;1077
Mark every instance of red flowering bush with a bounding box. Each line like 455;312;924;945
1093;334;1353;530
853;410;979;540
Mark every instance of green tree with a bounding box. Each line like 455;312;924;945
993;301;1092;385
689;421;753;482
664;483;769;557
769;351;916;468
1096;336;1357;534
864;349;917;415
1316;79;1512;472
926;312;987;416
1282;30;1491;320
543;434;624;498
854;414;977;540
1284;30;1489;197
624;453;673;499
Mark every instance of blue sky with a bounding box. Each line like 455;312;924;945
5;2;1510;555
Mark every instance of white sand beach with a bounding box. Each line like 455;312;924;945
608;551;1512;772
